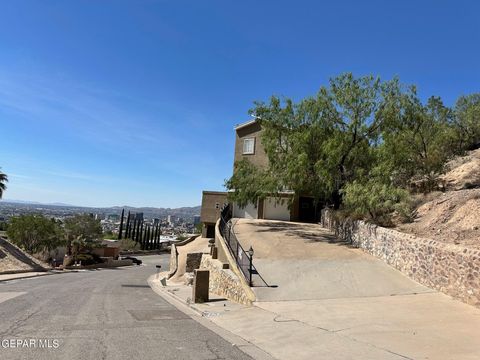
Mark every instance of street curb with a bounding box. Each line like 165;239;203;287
0;268;84;283
0;271;53;283
0;263;138;283
147;273;202;316
147;274;277;360
0;269;49;275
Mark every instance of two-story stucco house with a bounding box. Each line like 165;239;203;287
200;119;318;237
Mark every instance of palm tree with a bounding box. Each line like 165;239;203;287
0;169;7;199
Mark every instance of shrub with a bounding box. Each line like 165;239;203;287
7;215;65;254
176;234;188;241
342;180;411;226
76;253;103;266
64;214;103;256
118;238;140;251
103;231;116;239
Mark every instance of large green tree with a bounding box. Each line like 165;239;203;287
377;90;458;190
226;73;471;223
0;168;7;199
7;215;65;254
227;74;393;208
453;93;480;150
64;214;103;256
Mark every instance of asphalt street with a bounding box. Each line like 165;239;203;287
0;254;252;360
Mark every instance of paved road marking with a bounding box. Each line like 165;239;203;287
0;292;26;304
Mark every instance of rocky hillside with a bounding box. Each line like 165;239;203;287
0;237;48;273
398;149;480;248
440;148;480;190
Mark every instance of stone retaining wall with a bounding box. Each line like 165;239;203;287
321;210;480;307
186;253;203;272
212;220;256;304
200;254;253;305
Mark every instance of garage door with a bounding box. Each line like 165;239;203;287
263;197;290;221
233;202;258;219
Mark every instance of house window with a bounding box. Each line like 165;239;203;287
243;138;255;154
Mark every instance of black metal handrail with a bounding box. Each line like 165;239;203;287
219;204;268;287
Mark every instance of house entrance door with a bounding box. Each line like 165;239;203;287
298;197;316;223
206;224;215;238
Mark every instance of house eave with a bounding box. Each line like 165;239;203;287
234;119;258;131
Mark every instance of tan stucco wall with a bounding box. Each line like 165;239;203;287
233;121;268;170
200;191;228;224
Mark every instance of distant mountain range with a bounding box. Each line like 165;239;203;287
108;205;202;220
2;199;76;206
0;199;201;219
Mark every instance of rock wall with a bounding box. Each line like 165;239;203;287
212;220;256;304
200;255;253;305
321;210;480;308
186;252;203;272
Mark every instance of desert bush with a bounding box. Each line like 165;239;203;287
75;253;103;266
7;215;65;254
64;214;103;256
118;238;140;251
342;180;411;226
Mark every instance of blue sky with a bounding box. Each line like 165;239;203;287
1;0;479;208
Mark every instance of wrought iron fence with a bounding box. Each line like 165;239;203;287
219;204;268;287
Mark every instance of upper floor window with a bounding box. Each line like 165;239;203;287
243;138;255;154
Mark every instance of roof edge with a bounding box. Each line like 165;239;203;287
234;118;258;131
202;190;228;196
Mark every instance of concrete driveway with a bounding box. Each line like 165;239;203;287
233;219;430;301
224;218;480;360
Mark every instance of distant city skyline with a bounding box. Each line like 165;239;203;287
0;198;201;210
1;1;479;207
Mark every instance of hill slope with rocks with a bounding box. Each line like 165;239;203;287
398;148;480;248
